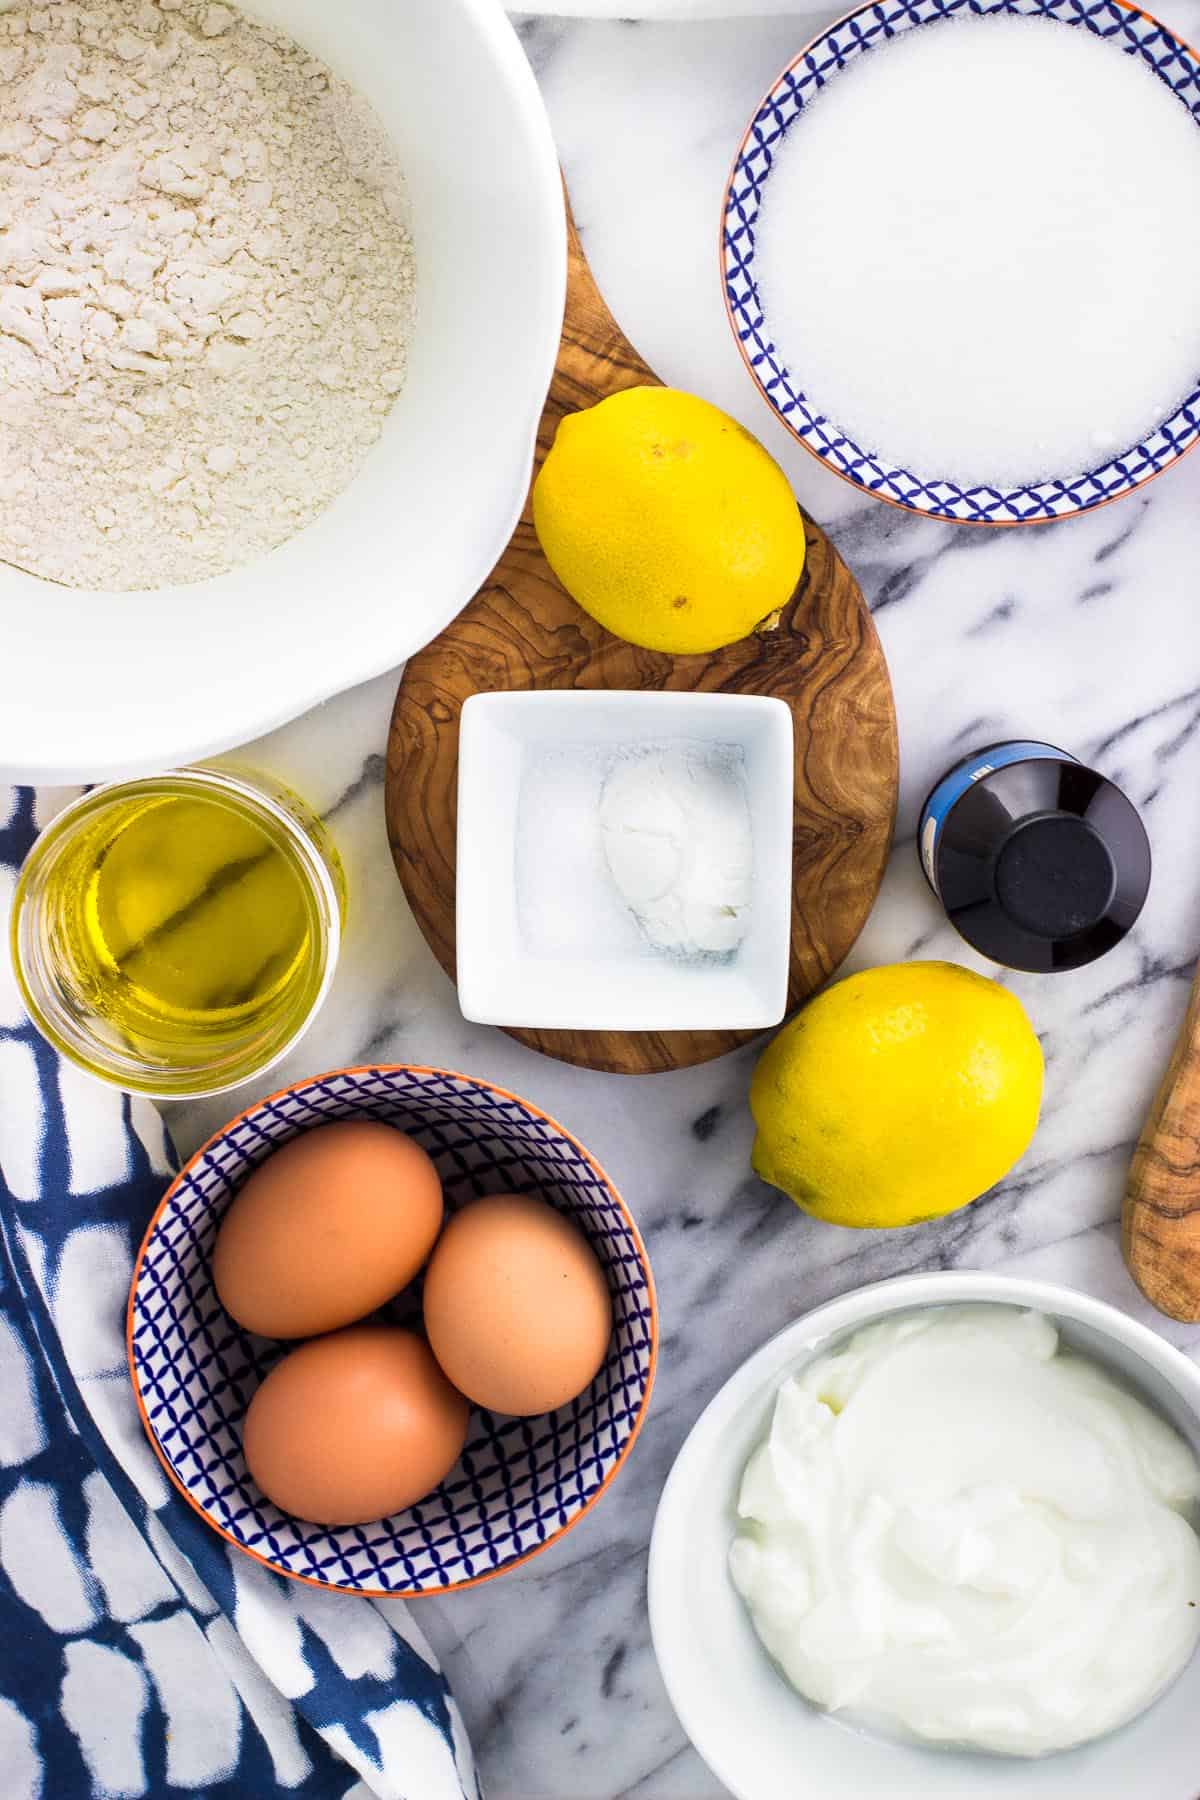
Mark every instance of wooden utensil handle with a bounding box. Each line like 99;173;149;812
1123;970;1200;1322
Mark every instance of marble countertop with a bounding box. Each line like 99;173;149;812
172;7;1200;1794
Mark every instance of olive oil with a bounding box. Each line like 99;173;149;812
83;792;311;1041
12;769;343;1097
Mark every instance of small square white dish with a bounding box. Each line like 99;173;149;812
455;690;794;1031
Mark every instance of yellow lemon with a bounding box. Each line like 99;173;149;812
749;962;1043;1230
531;386;806;654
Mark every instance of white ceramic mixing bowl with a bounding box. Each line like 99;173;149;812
0;0;565;784
649;1271;1200;1800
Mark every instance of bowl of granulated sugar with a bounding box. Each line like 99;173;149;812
723;0;1200;524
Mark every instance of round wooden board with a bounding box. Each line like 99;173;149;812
385;208;898;1076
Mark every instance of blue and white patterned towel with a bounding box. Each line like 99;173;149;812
0;787;479;1800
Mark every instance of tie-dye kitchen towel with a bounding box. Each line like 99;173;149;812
0;786;479;1800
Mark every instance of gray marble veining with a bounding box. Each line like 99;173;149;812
170;7;1200;1793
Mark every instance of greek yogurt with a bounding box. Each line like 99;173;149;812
729;1306;1200;1757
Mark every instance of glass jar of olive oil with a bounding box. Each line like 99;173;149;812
10;766;345;1099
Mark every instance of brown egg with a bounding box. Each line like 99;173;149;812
423;1193;613;1416
242;1326;469;1526
212;1121;443;1338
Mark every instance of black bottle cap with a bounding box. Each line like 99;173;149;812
925;753;1150;972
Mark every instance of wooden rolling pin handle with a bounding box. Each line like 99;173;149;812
1123;971;1200;1322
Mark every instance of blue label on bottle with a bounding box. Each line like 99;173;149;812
919;741;1077;895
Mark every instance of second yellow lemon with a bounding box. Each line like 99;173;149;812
532;386;806;655
750;962;1044;1230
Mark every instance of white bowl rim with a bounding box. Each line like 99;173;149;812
225;0;566;743
648;1268;1200;1800
0;0;566;785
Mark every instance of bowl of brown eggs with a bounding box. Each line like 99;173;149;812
127;1064;657;1596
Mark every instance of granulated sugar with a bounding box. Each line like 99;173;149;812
754;15;1200;488
0;0;414;590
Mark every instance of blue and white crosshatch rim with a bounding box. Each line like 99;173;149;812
722;0;1200;524
128;1065;657;1597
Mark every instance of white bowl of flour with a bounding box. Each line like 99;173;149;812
0;0;564;781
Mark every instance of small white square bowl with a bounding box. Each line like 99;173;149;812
455;690;794;1032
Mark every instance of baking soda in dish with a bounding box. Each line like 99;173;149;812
516;740;753;962
753;15;1200;488
601;743;752;955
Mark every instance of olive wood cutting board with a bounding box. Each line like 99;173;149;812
384;206;898;1076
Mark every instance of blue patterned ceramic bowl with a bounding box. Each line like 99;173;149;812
128;1065;657;1597
722;0;1200;524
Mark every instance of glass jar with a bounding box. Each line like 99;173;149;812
10;765;345;1099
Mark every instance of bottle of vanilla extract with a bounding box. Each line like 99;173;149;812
919;741;1151;973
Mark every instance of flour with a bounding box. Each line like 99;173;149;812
0;0;415;589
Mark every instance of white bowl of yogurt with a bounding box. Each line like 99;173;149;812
648;1272;1200;1799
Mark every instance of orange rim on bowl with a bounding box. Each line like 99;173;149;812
127;1063;658;1598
